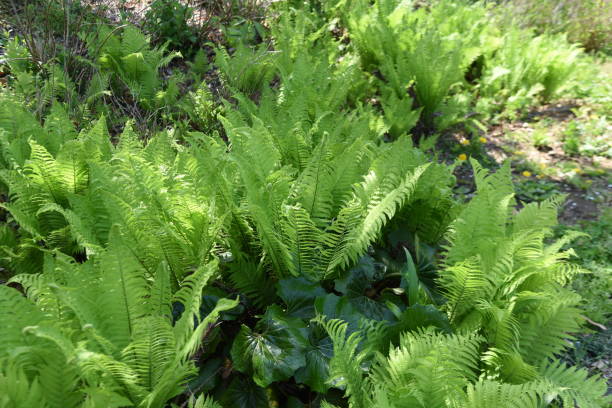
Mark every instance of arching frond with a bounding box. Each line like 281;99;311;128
539;360;611;408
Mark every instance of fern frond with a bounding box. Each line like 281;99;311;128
0;285;47;356
478;299;521;353
188;394;223;408
518;295;582;364
321;318;370;408
121;316;177;391
287;136;335;226
444;160;514;267
373;329;481;408
438;257;489;323
94;229;151;350
450;379;540;408
227;256;276;309
282;204;324;279
333;162;429;272
24;140;65;204
538;360;611;408
76;347;145;403
512;195;564;234
0;362;48;408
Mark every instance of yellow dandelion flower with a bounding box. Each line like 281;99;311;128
479;137;487;143
522;171;532;177
458;153;468;161
460;139;470;145
586;179;593;184
536;174;544;179
573;168;582;174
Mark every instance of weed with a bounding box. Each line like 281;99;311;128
532;127;552;150
515;178;562;203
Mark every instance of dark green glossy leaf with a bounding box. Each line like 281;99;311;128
186;357;222;394
314;293;363;332
388;304;452;345
387;228;413;249
286;396;307;408
334;256;379;294
201;287;244;321
230;305;308;387
350;294;395;321
218;375;269;408
277;277;326;318
294;325;333;393
333;256;394;321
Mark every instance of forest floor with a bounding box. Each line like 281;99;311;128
452;100;611;224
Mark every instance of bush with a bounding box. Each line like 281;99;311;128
144;0;199;55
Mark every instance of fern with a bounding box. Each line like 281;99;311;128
214;43;277;95
321;319;547;408
0;5;603;406
371;329;481;408
86;24;182;109
0;242;237;408
539;360;611;408
450;380;541;408
478;29;581;115
188;395;223;408
435;160;607;403
321;318;371;408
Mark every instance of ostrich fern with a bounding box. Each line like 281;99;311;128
215;25;456;299
0;4;601;405
438;160;588;382
0;239;236;408
321;321;547;408
316;160;609;408
0;111;227;283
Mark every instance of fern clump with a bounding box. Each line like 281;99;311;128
0;239;237;407
477;29;582;117
0;1;604;406
0;109;227;283
85;25;182;110
316;161;609;408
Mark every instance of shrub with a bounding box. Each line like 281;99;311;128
144;0;199;55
